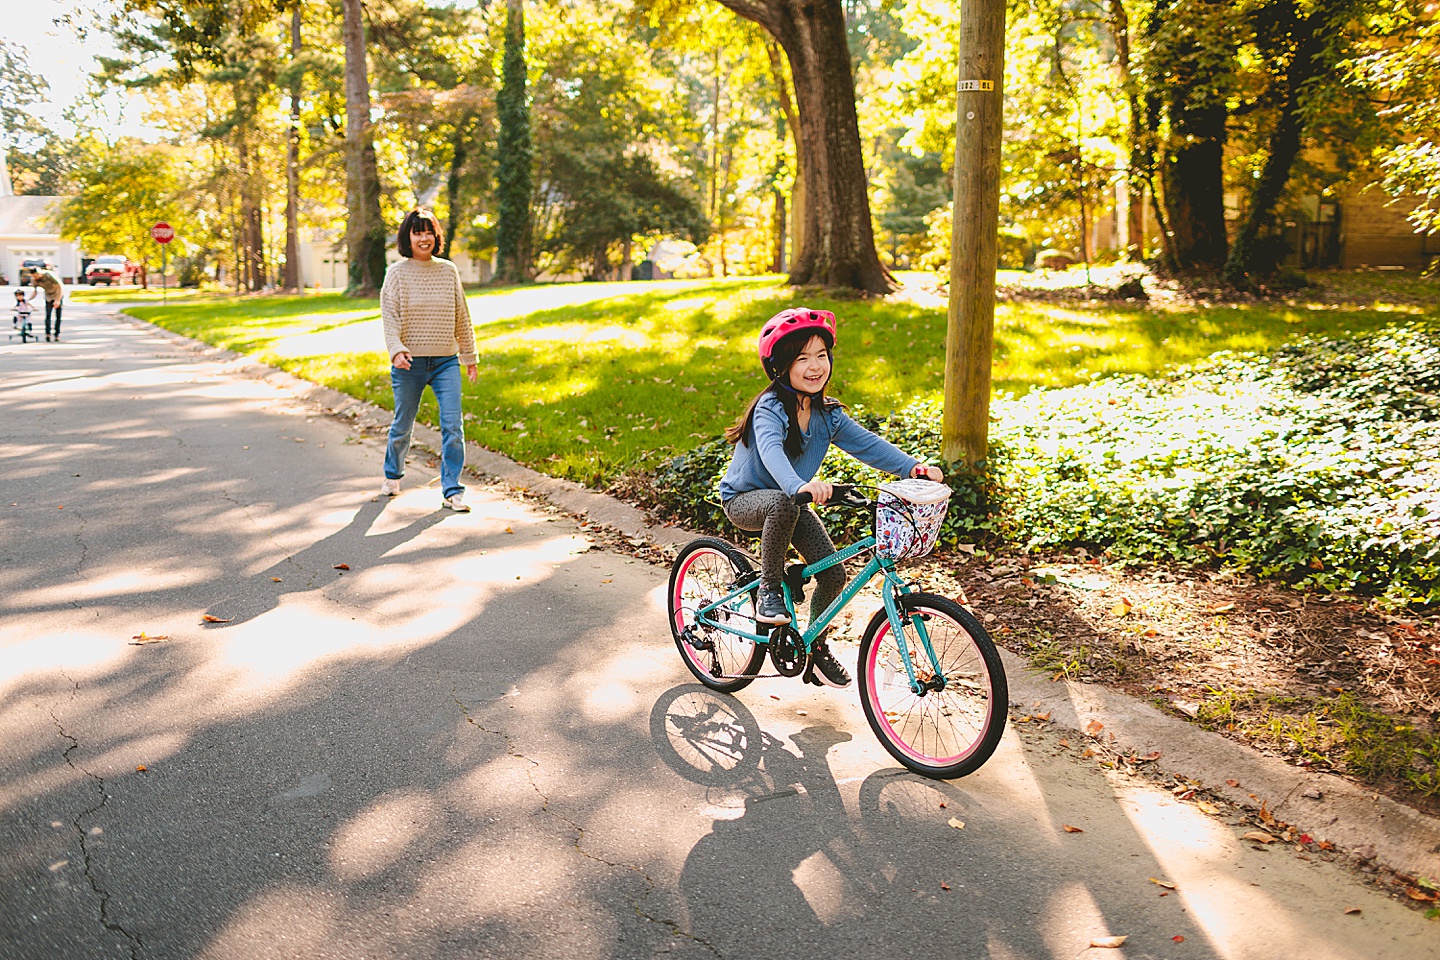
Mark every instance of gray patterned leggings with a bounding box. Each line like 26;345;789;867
724;489;845;622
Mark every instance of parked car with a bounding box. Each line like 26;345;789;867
85;255;140;286
18;258;57;286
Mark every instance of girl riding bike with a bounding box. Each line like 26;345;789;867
718;307;943;689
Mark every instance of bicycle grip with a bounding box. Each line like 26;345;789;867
793;490;814;505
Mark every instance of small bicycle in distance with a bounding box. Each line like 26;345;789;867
666;478;1008;779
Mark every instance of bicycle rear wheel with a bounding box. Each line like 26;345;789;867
858;592;1007;779
668;538;767;692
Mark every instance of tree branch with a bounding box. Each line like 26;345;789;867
711;0;778;34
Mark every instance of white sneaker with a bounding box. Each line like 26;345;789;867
442;494;471;513
380;478;400;497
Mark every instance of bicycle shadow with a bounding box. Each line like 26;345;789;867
650;683;1215;960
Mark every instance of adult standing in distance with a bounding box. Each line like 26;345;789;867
29;265;65;342
379;208;478;512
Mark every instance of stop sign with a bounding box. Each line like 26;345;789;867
151;222;175;244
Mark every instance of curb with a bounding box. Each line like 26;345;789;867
115;308;1440;885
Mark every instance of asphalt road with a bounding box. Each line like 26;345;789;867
1;298;1435;960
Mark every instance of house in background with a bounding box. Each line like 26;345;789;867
0;150;83;284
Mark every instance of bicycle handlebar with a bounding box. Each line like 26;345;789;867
792;484;870;509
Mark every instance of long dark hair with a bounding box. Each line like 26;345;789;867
724;330;841;458
397;208;444;258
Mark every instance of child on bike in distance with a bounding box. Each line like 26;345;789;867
14;290;32;329
719;307;944;688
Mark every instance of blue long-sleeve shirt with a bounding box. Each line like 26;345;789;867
719;392;919;501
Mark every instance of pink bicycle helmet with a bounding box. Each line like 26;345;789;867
758;308;837;379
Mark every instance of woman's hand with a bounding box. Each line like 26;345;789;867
465;363;478;383
799;480;833;505
392;351;412;370
911;464;944;482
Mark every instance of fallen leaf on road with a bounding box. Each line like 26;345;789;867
1207;602;1237;614
947;817;965;830
201;615;231;623
1090;936;1127;948
1085;720;1104;737
271;577;283;582
1243;831;1278;844
1110;598;1132;617
1172;936;1185;943
1195;800;1220;815
1406;887;1439;902
504;526;514;534
129;633;170;645
1035;711;1051;722
1062;824;1084;833
135;765;147;773
1081;748;1096;759
601;579;613;584
1344;906;1361;915
1149;878;1177;890
940;882;951;891
1226;779;1241;787
333;563;350;570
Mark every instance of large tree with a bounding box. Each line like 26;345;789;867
341;0;387;296
712;0;893;292
494;0;532;282
1145;0;1236;273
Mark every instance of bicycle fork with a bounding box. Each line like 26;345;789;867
881;580;949;697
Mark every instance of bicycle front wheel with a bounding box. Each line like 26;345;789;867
858;592;1007;779
668;538;767;693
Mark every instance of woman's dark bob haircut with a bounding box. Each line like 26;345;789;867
397;208;444;258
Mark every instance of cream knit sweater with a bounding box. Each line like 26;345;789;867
380;257;477;365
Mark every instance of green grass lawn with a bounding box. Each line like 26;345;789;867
123;270;1440;487
69;285;215;303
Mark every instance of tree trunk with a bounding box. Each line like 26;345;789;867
765;40;805;273
341;0;387;297
1148;0;1233;273
717;0;893;293
444;126;468;261
1223;9;1331;287
283;2;302;292
619;237;633;281
1105;0;1148;262
494;0;533;283
772;187;787;273
237;133;266;291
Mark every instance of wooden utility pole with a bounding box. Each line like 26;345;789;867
942;0;1006;469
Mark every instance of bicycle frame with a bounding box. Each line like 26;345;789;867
690;535;949;695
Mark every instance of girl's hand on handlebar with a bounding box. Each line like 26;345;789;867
911;464;944;482
799;480;833;505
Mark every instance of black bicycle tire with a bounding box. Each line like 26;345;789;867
668;538;767;693
857;592;1008;779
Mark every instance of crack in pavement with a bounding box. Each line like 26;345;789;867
451;688;724;959
52;675;143;959
71;509;88;578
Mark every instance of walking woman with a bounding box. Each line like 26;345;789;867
379;208;478;512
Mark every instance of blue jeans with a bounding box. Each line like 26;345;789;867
384;354;466;500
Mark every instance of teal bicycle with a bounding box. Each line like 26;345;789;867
666;480;1008;779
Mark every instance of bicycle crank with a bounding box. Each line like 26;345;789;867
768;625;807;677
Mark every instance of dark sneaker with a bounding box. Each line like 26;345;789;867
754;580;791;625
805;639;851;688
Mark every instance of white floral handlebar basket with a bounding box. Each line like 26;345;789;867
874;478;952;561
